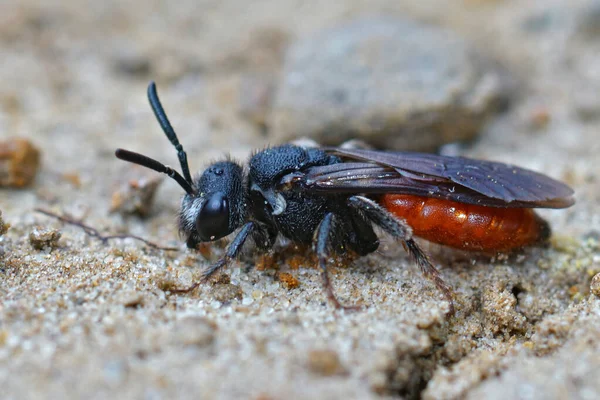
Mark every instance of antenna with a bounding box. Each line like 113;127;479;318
147;81;194;185
115;148;194;195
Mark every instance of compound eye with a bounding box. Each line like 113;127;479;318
196;192;230;241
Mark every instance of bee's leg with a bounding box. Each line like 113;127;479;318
171;221;257;293
348;196;454;315
314;213;360;310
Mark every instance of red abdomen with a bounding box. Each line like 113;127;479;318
380;194;550;252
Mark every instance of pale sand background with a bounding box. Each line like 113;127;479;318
1;1;599;399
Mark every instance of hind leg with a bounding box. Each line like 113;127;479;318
348;196;454;314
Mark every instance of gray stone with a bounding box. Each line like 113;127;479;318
270;16;511;151
576;0;600;40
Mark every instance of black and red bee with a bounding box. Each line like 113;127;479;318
115;82;575;311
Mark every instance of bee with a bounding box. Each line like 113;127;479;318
116;82;574;311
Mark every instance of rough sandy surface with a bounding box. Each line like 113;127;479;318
1;1;599;399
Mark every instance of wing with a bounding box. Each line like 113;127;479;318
289;148;574;209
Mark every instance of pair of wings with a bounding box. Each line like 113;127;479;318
292;148;574;209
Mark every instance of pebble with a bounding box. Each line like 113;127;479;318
269;16;511;151
307;349;347;376
0;138;41;187
110;164;164;217
277;272;300;290
121;292;145;309
591;273;600;297
29;227;61;251
0;210;9;236
211;283;243;303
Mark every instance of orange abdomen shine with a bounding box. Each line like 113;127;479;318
380;194;550;252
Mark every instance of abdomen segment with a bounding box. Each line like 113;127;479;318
380;194;550;252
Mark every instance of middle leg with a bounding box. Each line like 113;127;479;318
314;212;360;310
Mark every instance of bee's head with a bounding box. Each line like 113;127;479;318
179;161;246;245
115;82;246;248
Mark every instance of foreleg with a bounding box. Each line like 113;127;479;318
171;221;257;293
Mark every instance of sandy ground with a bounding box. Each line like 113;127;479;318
1;1;599;399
